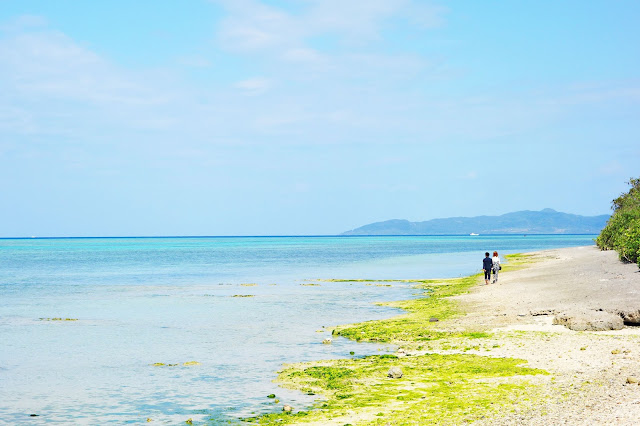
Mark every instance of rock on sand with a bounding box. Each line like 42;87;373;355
552;310;624;331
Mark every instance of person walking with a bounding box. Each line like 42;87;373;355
482;252;492;285
492;251;501;283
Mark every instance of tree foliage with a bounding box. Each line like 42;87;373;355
596;177;640;267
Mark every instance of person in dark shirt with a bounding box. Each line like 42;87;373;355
482;252;493;285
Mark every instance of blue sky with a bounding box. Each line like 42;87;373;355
1;0;638;236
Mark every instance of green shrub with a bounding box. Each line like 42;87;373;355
596;177;640;267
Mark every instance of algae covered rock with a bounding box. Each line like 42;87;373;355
151;361;196;367
39;317;78;321
387;366;403;378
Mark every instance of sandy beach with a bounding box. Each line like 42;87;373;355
451;245;640;425
265;245;640;425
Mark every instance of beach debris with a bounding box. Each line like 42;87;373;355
626;376;639;384
387;366;403;379
240;283;258;286
552;310;624;331
612;349;621;355
29;414;39;417
282;404;293;412
531;309;556;316
428;317;439;322
396;348;406;357
267;394;276;398
231;294;255;298
323;338;332;344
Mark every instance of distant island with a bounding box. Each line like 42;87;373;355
342;208;610;235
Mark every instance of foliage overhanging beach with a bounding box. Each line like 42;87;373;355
596;177;640;267
246;247;640;425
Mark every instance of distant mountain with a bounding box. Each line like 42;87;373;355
342;209;610;235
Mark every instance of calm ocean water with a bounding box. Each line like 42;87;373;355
0;235;595;424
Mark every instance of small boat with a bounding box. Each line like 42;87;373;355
469;233;479;236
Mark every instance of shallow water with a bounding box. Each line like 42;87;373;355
0;235;595;424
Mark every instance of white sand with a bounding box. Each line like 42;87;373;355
454;246;640;425
292;246;640;425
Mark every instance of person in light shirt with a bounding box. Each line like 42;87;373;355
492;251;501;283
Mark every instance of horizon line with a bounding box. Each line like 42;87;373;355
0;233;600;240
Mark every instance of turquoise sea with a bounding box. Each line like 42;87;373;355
0;235;595;424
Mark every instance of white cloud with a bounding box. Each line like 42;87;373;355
292;182;310;193
460;171;478;180
176;54;212;68
215;0;300;52
214;0;444;52
0;30;168;106
282;47;327;66
0;23;182;138
304;0;405;42
0;15;48;32
234;77;271;95
2;7;637;156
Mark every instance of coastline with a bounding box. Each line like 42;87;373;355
251;245;640;425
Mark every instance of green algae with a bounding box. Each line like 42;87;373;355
39;317;78;321
332;275;481;344
242;253;550;425
151;361;200;367
502;253;544;271
231;294;255;298
246;353;547;425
